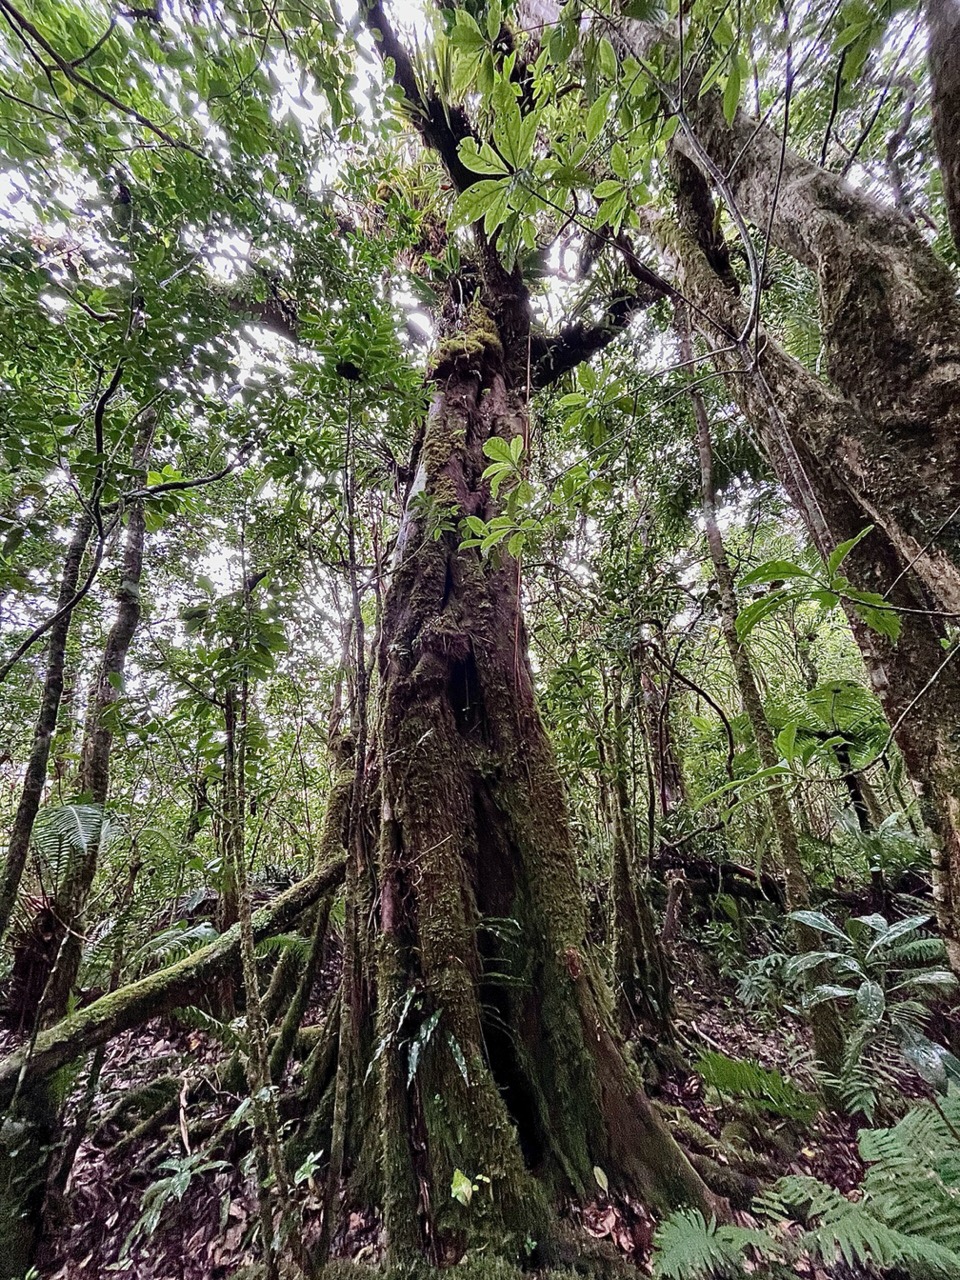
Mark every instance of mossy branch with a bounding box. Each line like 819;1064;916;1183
0;858;346;1104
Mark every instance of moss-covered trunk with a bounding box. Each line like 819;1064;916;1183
674;87;960;613
670;191;960;975
331;311;712;1272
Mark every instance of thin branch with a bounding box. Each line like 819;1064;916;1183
0;0;205;158
0;514;120;686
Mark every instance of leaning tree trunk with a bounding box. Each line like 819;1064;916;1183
673;74;960;612
670;184;960;975
0;509;93;951
333;307;712;1272
927;0;960;252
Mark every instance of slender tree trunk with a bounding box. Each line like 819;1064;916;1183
604;672;673;1041
638;663;686;823
670;176;960;975
40;413;156;1022
683;315;843;1074
329;306;712;1272
78;410;155;803
927;0;960;251
0;510;93;950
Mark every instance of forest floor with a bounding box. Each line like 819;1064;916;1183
5;932;928;1280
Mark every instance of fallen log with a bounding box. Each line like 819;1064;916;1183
0;858;346;1104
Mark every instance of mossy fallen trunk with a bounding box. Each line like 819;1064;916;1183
0;858;345;1106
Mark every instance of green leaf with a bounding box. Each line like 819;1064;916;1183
845;589;902;641
486;0;502;40
806;983;858;1005
610;142;629;180
835;18;872;51
458;138;509;176
740;560;810;586
585;91;611;144
827;526;873;576
722;58;741;125
789;910;851;945
483;436;513;464
735;589;793;640
451;1168;474;1205
695;763;790;809
450;179;508;230
783;950;844;977
856;980;885;1021
776;720;798;764
593;1165;609;1192
597;36;617;78
450;11;485;53
865;914;932;959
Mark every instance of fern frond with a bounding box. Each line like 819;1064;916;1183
696;1051;819;1122
805;1200;960;1279
254;931;310;960
126;921;219;973
653;1209;776;1279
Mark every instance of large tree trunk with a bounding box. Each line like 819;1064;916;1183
0;510;93;950
670;179;960;974
673;81;960;612
331;308;712;1271
927;0;960;251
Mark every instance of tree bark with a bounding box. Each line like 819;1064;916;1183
77;410;155;803
674;85;960;613
0;510;93;950
332;307;712;1271
670;182;960;976
927;0;960;251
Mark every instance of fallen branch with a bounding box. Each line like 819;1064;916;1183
0;859;346;1104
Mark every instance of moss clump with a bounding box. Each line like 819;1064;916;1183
428;303;503;379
